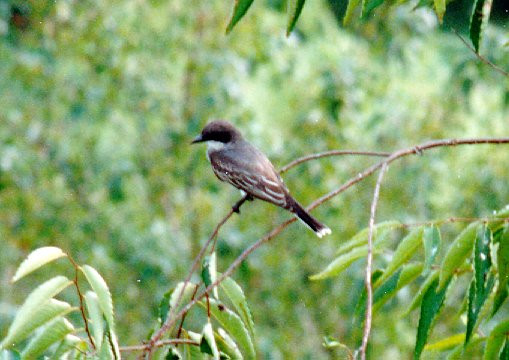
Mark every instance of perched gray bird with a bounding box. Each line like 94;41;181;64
192;121;331;238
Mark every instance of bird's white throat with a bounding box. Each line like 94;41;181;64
206;140;226;161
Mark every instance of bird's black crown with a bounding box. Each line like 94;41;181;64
192;121;243;144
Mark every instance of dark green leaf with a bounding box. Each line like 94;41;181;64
493;227;509;316
501;339;509;360
423;226;441;276
414;276;451;359
226;0;255;34
286;0;306;36
484;318;509;360
200;322;219;359
469;0;493;53
202;253;219;299
343;0;362;26
466;225;494;344
166;347;182;360
354;270;383;323
362;0;385;19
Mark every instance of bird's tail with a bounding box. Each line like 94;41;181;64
287;197;331;238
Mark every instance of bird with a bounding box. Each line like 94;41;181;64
191;120;331;238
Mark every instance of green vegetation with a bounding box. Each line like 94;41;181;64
1;0;508;358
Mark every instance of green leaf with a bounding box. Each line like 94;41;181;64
353;270;383;323
219;276;255;340
362;0;385;19
466;226;494;344
405;271;440;315
12;247;67;283
184;331;206;360
433;0;446;23
49;335;82;360
84;291;104;350
200;322;219;360
0;299;73;349
484;318;509;360
493;227;509;316
203;300;256;360
375;228;423;286
414;276;451;359
501;339;509;360
310;246;372;280
160;282;198;326
286;0;306;36
166;347;183;360
20;317;74;360
216;328;243;360
225;0;255;34
81;265;115;331
424;333;465;351
202;253;219;299
373;263;423;312
439;222;478;289
1;276;72;350
423;226;441;276
343;0;362;26
469;0;493;53
335;221;400;256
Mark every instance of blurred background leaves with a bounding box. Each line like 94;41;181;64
0;0;508;358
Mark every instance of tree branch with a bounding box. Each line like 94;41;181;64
120;338;199;352
359;162;388;360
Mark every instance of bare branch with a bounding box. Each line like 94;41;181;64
452;28;509;78
120;338;199;352
359;162;388;360
279;150;390;174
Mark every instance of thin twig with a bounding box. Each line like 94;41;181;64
145;137;509;354
452;28;509;78
67;255;96;350
359;162;388;360
279;150;391;174
120;339;199;352
176;284;199;341
146;195;249;358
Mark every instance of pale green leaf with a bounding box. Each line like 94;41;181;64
202;299;255;360
12;247;67;283
219;276;255;340
202;253;219;300
434;0;446;23
49;335;83;360
21;317;74;360
200;322;219;360
343;0;362;26
424;333;465;350
335;221;400;256
423;226;441;276
1;276;72;350
84;291;104;350
484;318;509;360
439;222;478;289
81;265;115;330
216;328;243;360
375;228;423;286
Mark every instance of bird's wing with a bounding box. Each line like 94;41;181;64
209;143;290;208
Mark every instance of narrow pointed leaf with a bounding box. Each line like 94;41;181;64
362;0;385;19
375;228;423;286
434;0;446;23
493;227;509;316
0;299;73;349
469;0;493;53
335;221;400;256
225;0;255;34
1;276;72;349
343;0;362;26
200;322;219;360
483;319;509;360
20;317;74;360
84;291;104;350
81;265;115;330
286;0;306;36
424;333;465;351
311;246;371;280
166;347;182;360
184;331;206;360
219;276;255;340
423;226;441;276
465;226;494;344
202;253;219;300
202;300;255;360
216;328;243;360
439;222;478;289
414;276;451;359
405;271;440;315
49;335;83;360
12;247;67;283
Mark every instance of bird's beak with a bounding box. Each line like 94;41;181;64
191;134;204;144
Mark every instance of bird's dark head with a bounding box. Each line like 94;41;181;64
191;121;243;144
